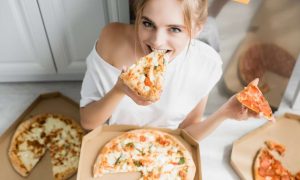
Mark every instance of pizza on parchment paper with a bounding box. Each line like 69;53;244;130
8;113;84;180
120;50;168;101
93;129;196;180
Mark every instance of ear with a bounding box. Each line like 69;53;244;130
192;24;204;38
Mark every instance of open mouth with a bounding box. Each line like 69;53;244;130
146;45;171;55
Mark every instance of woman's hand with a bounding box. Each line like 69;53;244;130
220;95;259;120
114;67;154;106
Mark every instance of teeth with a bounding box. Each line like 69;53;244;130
150;47;167;54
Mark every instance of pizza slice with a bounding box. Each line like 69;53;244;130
120;50;168;101
93;129;195;179
265;140;286;156
236;78;275;122
253;148;294;180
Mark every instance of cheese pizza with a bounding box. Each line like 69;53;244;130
93;129;195;180
120;50;168;101
8;113;84;180
236;78;275;122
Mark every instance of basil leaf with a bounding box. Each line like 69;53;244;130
125;142;135;148
178;157;185;165
115;153;122;165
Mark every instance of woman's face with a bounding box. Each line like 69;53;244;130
138;0;191;61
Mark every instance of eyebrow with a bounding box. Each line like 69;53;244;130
141;16;186;29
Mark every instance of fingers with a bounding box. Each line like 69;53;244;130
121;66;127;73
131;95;153;106
239;105;248;120
126;88;154;106
251;78;259;86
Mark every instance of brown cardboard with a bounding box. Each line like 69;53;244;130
0;92;82;180
77;125;201;180
230;113;300;179
224;0;300;108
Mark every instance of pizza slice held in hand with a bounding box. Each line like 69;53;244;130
236;78;275;122
120;50;168;101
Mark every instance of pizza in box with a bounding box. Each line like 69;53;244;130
93;129;196;179
8;113;84;180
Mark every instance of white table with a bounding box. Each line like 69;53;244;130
200;118;267;180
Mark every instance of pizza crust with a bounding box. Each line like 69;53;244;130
54;167;77;180
8;114;49;176
253;148;266;180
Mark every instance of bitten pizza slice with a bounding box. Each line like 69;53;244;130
93;129;195;180
236;78;275;122
120;50;167;101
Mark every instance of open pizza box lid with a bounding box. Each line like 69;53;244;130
0;92;81;180
230;113;300;179
77;125;202;180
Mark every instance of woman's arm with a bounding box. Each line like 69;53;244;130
179;96;208;129
184;94;258;141
80;76;153;130
80;83;125;130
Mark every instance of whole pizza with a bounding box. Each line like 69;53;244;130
93;129;196;179
8;113;84;180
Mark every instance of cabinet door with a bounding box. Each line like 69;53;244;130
0;0;56;82
38;0;129;79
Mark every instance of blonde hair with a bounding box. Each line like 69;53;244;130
133;0;208;39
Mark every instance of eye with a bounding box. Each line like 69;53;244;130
169;27;182;33
142;21;154;28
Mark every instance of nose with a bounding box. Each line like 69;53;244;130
150;29;167;48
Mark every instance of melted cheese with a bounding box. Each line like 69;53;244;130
15;115;82;178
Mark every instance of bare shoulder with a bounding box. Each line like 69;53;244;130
96;22;134;68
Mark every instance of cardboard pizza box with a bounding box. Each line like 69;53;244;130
0;92;82;180
77;125;202;180
230;113;300;179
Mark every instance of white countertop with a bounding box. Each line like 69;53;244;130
200;118;267;180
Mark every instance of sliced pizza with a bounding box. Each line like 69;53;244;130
120;50;168;101
236;78;275;122
253;148;294;180
93;129;195;179
8;113;84;180
265;140;286;156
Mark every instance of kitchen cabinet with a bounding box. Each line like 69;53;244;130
0;0;129;82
